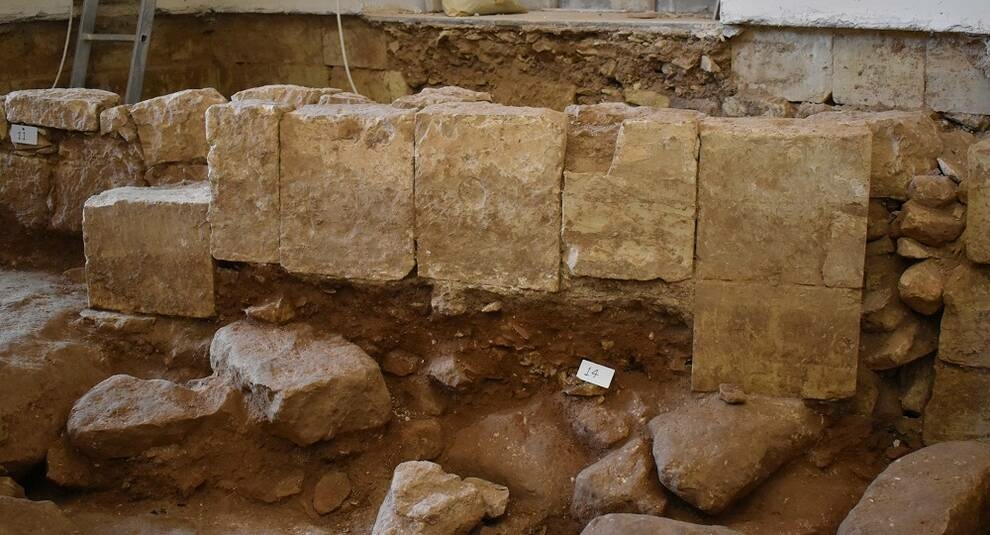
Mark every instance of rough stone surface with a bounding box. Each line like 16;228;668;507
372;461;508;535
900;356;935;416
4;88;119;131
0;152;52;229
562;109;700;282
280;104;415;280
392;86;492;109
571;437;668;522
924;362;990;443
129;88;228;166
313;471;351;515
938;263;990;369
898;259;945;315
866;200;892;241
732;29;832;103
648;394;824;514
896;200;966;246
837;441;990;534
99;105;138;143
810;111;942;200
230;84;340;108
415;102;566;291
318;92;374;105
66;374;232;459
908;175;957;208
207;100;289;264
860;314;938;370
968;139;990;263
243;296;296;325
209;321;392;446
564;102;670;175
926;36;990;115
581;514;743;535
833;32;925;109
83;183;215;318
51;135;146;233
144;162;207;186
0;496;78;535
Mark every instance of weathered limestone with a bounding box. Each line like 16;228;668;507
392;86;493;110
908;175;957;208
832;32;925;109
859;314;938;370
837;441;990;534
926;36;990;116
318;92;374;105
0;153;52;229
938;263;990;369
693;118;870;399
571;437;668;522
562;109;700;282
207;100;289;264
0;497;78;535
731;29;832;103
129;88;228;166
51;135;146;233
415;102;566;291
145;162;207;186
896;201;966;247
209;321;392;446
564;103;667;174
648;394;824;514
280;104;415;280
923;363;990;443
66;374;232;459
4;88;119;131
230;84;340;107
581;514;742;535
968;139;990;263
897;259;944;315
99;104;138;143
810;111;942;200
83;183;215;318
372;461;508;535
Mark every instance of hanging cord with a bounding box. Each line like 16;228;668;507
336;0;359;94
53;0;74;88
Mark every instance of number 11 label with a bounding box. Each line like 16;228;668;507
577;359;615;389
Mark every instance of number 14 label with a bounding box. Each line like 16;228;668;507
577;359;615;389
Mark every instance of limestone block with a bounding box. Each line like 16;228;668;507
923;362;990;443
938;263;990;369
82;183;215;318
562;110;700;281
926;36;990;115
318;92;374;105
51;134;146;233
99;105;138;143
230;84;341;108
696;118;871;288
414;102;566;291
564;103;676;175
833;32;925;109
0;152;52;229
731;29;833;103
145;162;207;186
4;88;119;132
129;88;228;166
692;280;861;399
279;104;415;280
392;86;492;110
967;139;990;263
206;100;290;264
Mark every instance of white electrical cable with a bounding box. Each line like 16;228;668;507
336;0;359;94
53;0;74;88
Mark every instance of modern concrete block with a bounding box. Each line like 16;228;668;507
833;32;925;109
732;29;833;103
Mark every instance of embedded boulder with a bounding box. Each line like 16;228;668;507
897;259;945;315
895;200;966;247
0;496;78;535
571;437;668;522
581;514;743;535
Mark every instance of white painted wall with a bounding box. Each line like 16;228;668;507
721;0;990;34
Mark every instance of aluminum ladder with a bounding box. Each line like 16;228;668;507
69;0;157;105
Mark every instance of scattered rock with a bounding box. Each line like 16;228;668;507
382;349;422;377
718;383;747;404
0;476;25;498
564;381;608;397
581;514;742;535
908;175;957;207
859;315;938;370
571;438;667;522
895;200;966;246
899;356;935;416
837;441;990;535
372;461;508;535
866;236;896;256
481;301;503;313
0;496;78;534
897;259;945;315
209;321;392;446
243;296;296;324
78;308;156;334
648;394;824;514
394;418;444;462
313;471;351;515
129;88;228;165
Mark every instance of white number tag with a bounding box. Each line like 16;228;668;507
10;124;39;146
577;359;615;389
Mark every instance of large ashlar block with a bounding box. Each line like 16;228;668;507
280;104;415;280
563;109;701;281
967;139;990;264
692;280;861;399
923;362;990;443
0;152;52;229
696;118;871;288
129;88;228;166
229;84;340;108
833;32;925;109
83;183;215;318
415;102;566;291
4;88;119;132
732;29;833;103
926;36;990;115
206;100;290;264
938;263;990;369
810;111;942;200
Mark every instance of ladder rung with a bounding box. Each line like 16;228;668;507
82;33;136;42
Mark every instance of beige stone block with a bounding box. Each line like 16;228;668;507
833;32;925;109
564;102;671;174
329;68;409;104
83;183;215;318
809;111;942;200
99;105;138;143
51;135;146;233
229;84;340;108
392;86;492;110
129;88;228;166
415;102;566;291
697;118;871;288
967;139;990;264
926;36;990;115
692;280;860;399
923;362;990;443
4;88;119;132
0;152;52;229
318;92;374;105
732;29;833;103
280;104;415;280
562;110;700;282
323;18;389;70
938;263;990;369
